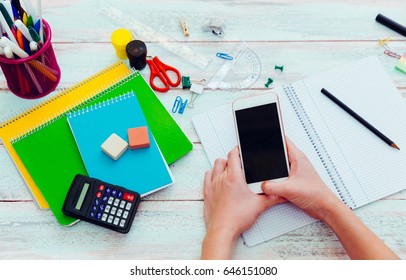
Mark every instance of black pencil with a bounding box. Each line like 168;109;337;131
321;88;400;150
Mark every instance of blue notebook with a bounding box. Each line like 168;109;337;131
67;92;174;196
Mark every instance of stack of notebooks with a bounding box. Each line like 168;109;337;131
0;62;193;226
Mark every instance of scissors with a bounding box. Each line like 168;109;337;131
146;56;181;92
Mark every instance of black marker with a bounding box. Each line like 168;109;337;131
375;14;406;37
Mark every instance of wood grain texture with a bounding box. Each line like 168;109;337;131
0;0;405;259
0;200;405;260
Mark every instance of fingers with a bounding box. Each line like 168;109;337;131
226;146;242;174
212;158;227;179
261;180;288;198
257;194;287;212
285;137;307;163
204;170;212;186
203;170;212;196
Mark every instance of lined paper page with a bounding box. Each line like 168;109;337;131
300;56;406;207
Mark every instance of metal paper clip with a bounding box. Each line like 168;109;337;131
172;96;188;114
378;38;391;50
384;50;401;59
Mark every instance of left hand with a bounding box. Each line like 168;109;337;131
203;146;285;243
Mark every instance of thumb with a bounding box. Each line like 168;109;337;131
261;180;288;197
256;194;287;213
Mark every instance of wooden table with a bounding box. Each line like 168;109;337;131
0;0;405;260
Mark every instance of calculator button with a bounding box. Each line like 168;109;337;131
119;219;126;228
113;198;120;207
112;189;117;197
111;207;117;215
96;212;102;220
102;196;108;203
96;192;102;198
107;215;114;224
105;205;111;213
117;191;123;198
89;212;95;218
94;199;99;206
125;202;132;210
113;217;120;225
123;211;129;219
123;192;134;202
108;197;114;205
102;213;108;222
117;209;123;217
119;201;126;209
92;205;97;212
105;187;111;195
99;204;105;211
98;184;105;191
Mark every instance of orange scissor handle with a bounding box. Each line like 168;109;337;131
148;56;181;92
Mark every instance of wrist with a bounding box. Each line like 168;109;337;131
317;193;348;224
201;227;239;260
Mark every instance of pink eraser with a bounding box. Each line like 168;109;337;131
128;126;150;150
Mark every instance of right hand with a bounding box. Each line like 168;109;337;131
261;138;341;220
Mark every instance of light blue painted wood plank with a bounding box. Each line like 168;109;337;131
0;200;405;259
41;0;406;42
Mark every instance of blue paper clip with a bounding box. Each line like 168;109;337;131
216;52;233;60
172;96;188;114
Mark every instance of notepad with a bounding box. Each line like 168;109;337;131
0;62;130;209
193;56;406;247
5;64;192;225
68;92;173;196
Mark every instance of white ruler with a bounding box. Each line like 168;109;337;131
101;7;212;70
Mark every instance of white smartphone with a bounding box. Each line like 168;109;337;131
232;92;290;193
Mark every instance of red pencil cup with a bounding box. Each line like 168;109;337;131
0;20;61;99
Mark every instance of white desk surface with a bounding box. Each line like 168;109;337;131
0;0;405;259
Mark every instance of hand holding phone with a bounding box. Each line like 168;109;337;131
232;92;290;193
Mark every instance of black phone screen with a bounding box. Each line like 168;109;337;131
235;103;289;183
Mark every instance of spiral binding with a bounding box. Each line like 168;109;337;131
283;85;356;209
9;68;139;143
68;92;135;118
0;61;127;129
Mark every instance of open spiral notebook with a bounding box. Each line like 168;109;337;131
193;56;406;247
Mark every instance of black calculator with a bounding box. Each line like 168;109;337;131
63;174;141;233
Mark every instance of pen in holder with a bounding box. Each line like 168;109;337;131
0;20;61;99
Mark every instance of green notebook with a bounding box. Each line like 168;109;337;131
12;71;193;225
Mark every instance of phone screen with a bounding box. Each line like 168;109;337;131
235;103;289;183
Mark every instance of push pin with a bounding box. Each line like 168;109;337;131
264;78;273;88
275;65;284;72
182;76;192;89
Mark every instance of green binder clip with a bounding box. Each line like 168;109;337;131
182;76;192;89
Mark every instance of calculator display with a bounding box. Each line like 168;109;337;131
75;182;90;210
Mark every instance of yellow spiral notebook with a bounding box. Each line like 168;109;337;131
0;62;131;209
